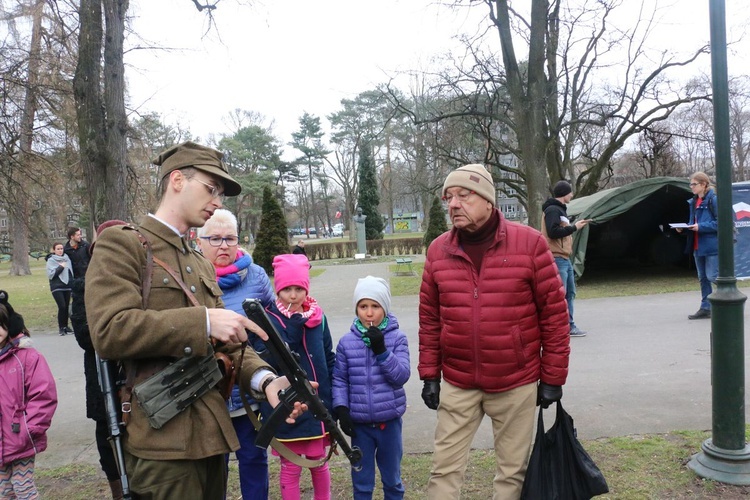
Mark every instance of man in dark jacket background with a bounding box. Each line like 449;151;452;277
419;164;571;499
64;226;91;277
542;180;591;337
67;223;123;497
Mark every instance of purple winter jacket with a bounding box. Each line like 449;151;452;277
332;314;410;424
0;336;58;465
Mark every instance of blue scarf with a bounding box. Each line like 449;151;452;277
216;253;251;290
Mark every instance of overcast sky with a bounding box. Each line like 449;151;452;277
125;0;750;154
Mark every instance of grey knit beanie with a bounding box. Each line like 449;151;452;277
353;276;391;317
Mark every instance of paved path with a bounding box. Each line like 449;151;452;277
35;257;750;470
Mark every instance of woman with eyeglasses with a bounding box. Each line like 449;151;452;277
677;171;718;320
196;208;274;500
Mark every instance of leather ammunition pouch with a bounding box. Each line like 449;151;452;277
214;352;236;401
133;346;223;429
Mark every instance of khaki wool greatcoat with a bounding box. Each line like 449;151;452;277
86;215;271;461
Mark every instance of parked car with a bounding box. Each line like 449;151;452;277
332;226;344;237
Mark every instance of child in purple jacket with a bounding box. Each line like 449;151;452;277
332;276;411;500
0;292;58;499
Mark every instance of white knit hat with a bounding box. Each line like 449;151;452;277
353;276;391;316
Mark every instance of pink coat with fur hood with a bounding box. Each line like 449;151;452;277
0;336;58;465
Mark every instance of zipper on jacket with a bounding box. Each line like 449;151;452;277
472;269;481;384
367;348;374;421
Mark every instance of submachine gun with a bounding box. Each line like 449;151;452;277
96;355;132;499
242;298;362;469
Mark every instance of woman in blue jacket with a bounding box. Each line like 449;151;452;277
679;172;719;320
333;276;411;500
198;209;274;500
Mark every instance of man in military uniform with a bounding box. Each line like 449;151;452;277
86;142;304;499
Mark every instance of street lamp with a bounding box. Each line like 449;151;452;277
687;0;750;484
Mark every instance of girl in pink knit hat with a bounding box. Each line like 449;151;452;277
253;253;335;499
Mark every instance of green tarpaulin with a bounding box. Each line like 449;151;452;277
566;177;692;278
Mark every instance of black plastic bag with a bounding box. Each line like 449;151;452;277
521;401;609;499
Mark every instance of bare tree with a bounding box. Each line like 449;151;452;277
728;76;750;181
73;0;129;228
634;126;681;178
4;0;44;275
389;0;709;228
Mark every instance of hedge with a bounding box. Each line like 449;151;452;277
292;237;424;261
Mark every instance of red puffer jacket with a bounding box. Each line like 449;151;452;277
419;211;570;392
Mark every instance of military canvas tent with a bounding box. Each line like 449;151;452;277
566;177;692;278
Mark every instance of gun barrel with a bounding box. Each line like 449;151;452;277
96;355;132;498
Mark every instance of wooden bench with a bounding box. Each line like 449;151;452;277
394;258;415;276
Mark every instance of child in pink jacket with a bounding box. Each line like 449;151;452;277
0;291;58;498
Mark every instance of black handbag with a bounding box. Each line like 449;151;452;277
521;401;609;499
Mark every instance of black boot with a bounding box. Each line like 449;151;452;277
688;309;711;320
58;328;66;336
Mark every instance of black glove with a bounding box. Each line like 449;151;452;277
365;326;386;355
421;379;441;410
537;383;562;409
334;406;356;437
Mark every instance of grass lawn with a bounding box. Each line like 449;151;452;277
36;426;750;498
0;261;59;330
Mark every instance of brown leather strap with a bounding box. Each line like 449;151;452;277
126;226;201;309
124;226;154;309
151;254;202;307
214;352;235;400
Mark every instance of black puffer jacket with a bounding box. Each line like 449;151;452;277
64;240;91;277
71;277;105;421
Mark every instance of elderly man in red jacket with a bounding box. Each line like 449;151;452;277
419;164;571;499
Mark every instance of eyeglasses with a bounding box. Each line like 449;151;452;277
192;177;225;201
199;236;239;247
689;182;700;187
442;190;476;204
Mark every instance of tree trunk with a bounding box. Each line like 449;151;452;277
307;162;318;238
74;0;107;227
9;0;44;276
493;0;551;229
385;131;394;234
103;0;130;222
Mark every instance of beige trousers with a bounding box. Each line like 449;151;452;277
427;381;537;500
